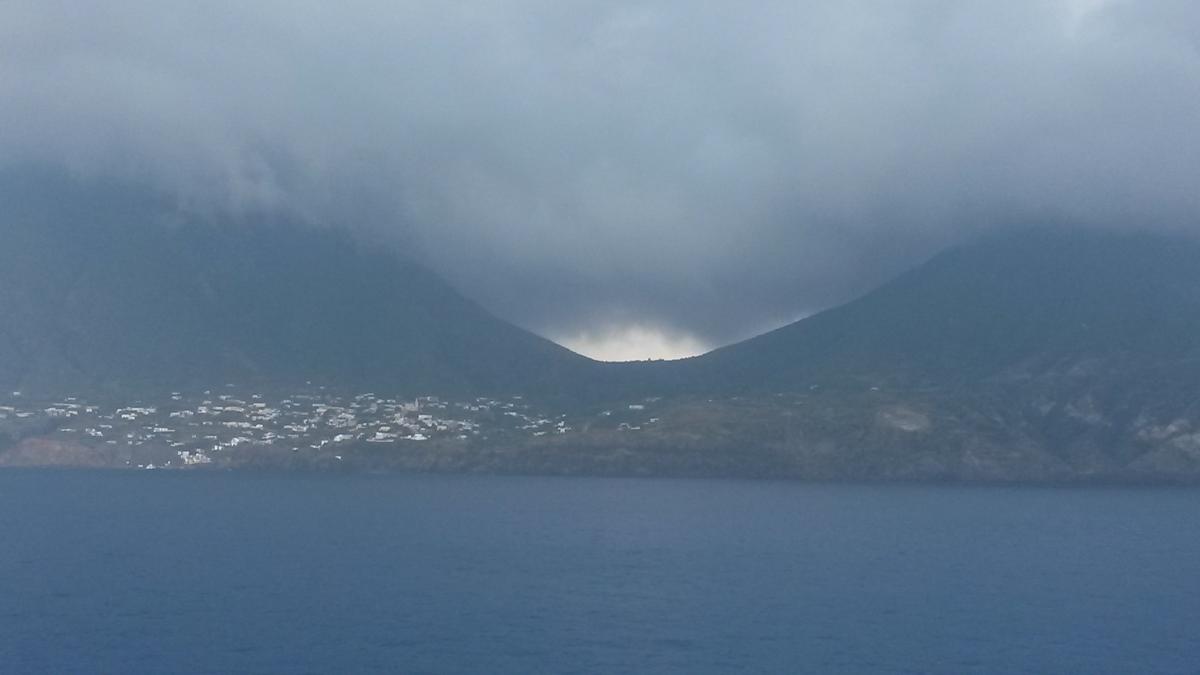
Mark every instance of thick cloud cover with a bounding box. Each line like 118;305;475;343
3;1;1199;357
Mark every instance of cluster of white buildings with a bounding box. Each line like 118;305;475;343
1;387;665;469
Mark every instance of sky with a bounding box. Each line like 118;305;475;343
3;1;1199;360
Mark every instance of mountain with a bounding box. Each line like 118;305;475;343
0;171;593;397
667;228;1200;391
4;170;1200;482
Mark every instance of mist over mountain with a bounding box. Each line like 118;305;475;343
4;172;1199;402
6;2;1200;348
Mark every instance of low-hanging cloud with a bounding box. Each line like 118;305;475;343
3;0;1199;352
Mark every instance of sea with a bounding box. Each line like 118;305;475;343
1;470;1197;674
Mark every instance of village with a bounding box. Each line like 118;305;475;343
0;386;665;470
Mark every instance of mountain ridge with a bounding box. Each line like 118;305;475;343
629;228;1200;392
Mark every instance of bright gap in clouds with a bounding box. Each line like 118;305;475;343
558;326;710;362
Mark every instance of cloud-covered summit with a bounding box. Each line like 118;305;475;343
3;1;1199;355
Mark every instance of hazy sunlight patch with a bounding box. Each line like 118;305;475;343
559;325;709;362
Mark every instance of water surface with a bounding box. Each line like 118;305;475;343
1;471;1197;673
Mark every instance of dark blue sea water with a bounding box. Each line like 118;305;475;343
1;471;1197;674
